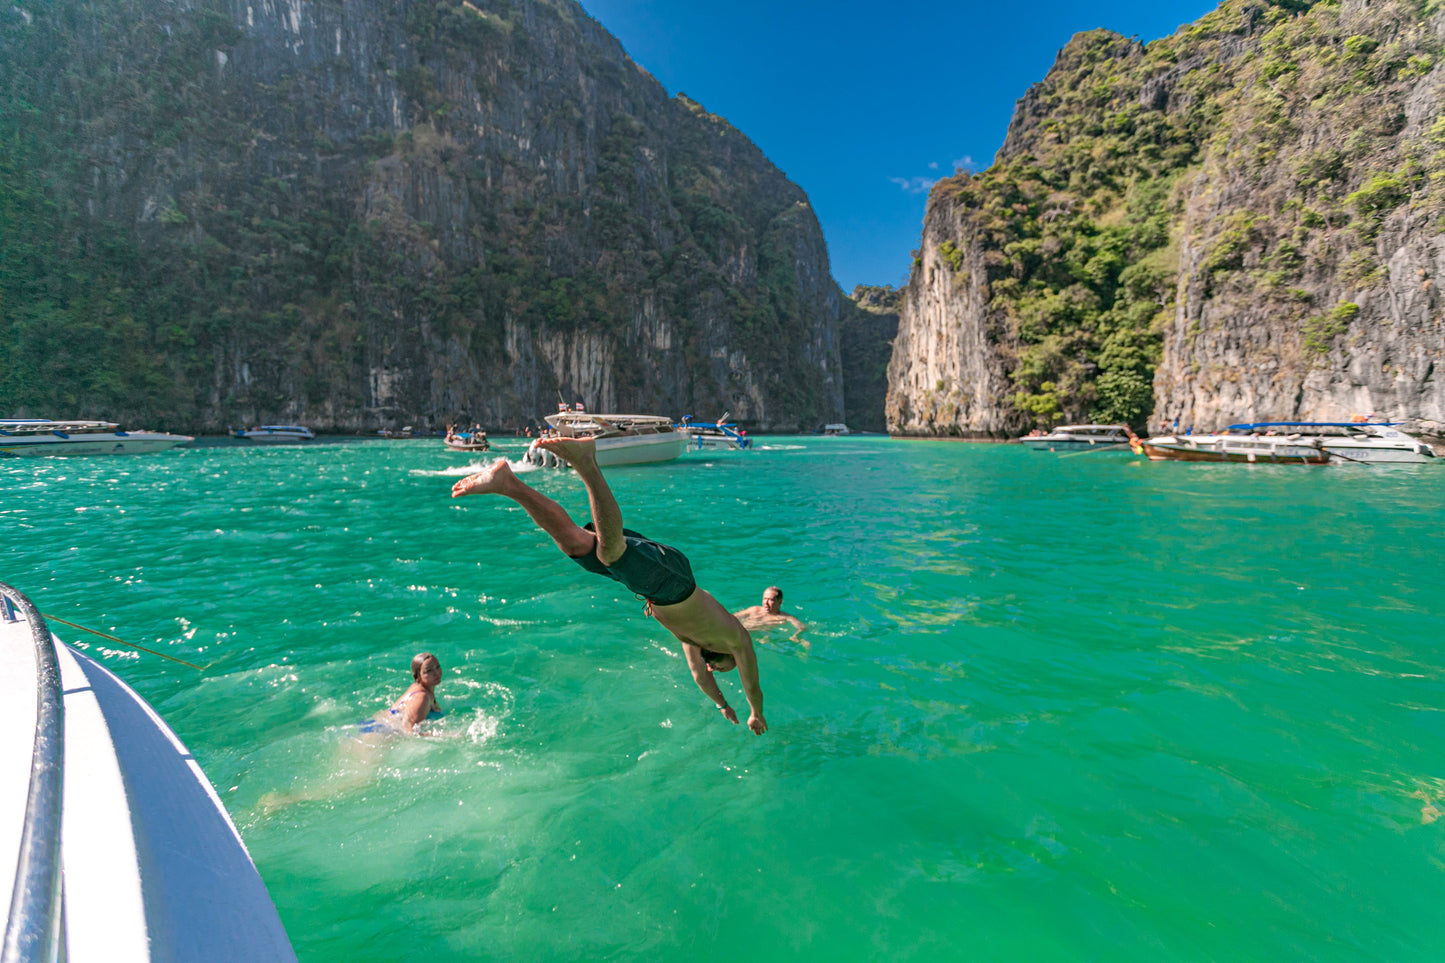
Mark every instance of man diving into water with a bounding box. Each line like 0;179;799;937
450;437;768;735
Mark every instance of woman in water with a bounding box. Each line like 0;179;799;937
370;651;444;733
259;652;445;811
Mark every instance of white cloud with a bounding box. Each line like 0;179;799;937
890;154;984;194
889;176;938;194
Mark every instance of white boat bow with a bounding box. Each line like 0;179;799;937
1020;425;1133;452
0;420;192;457
1;585;296;962
231;425;315;443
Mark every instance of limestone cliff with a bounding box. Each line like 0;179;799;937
839;285;899;432
888;0;1445;437
0;0;844;431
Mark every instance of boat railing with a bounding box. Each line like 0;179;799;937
0;583;65;963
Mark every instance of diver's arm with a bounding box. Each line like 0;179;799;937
731;638;767;735
683;644;739;724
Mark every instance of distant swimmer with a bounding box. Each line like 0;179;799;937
451;439;768;734
733;586;807;644
361;651;444;734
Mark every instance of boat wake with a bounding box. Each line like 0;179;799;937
410;458;543;477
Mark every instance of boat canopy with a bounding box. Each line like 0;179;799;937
0;420;121;435
680;416;740;429
1226;421;1400;430
546;412;675;428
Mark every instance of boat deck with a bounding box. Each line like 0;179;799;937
2;595;295;961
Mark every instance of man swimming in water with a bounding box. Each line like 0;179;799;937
733;586;806;644
450;438;767;735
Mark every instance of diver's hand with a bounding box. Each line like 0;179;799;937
719;704;739;724
747;712;767;735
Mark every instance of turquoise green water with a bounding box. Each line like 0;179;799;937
4;437;1445;960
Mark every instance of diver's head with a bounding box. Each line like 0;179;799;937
700;648;736;672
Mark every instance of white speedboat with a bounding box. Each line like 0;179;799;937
1140;431;1329;464
0;419;192;457
1226;422;1437;464
531;407;688;467
231;424;315;442
1020;425;1133;452
1;584;296;962
819;423;851;436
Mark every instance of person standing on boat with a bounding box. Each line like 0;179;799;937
733;587;806;643
450;440;768;735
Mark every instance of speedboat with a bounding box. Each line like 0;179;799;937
1;583;296;961
819;423;851;436
1225;422;1437;464
1139;431;1329;464
231;425;315;443
0;419;192;457
680;415;753;451
527;407;688;467
1020;425;1132;452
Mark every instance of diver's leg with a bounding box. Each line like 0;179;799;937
535;438;625;564
451;459;594;556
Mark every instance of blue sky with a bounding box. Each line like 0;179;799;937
576;0;1220;292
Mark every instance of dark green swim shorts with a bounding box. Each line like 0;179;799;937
568;523;697;606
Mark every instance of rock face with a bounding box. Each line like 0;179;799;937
888;0;1445;437
0;0;844;432
840;285;900;432
887;207;1015;436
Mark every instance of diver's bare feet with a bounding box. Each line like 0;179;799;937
451;459;519;497
537;436;599;470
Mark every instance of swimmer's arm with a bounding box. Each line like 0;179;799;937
683;644;738;724
731;640;767;735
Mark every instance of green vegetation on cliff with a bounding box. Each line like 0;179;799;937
923;0;1445;430
0;0;843;430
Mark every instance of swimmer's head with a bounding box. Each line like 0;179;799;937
412;651;442;683
762;586;783;613
700;648;736;672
